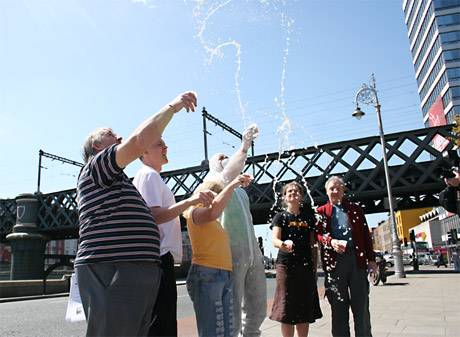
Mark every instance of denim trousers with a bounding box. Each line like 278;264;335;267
187;264;235;337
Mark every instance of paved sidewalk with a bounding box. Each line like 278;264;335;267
177;268;460;336
259;270;460;337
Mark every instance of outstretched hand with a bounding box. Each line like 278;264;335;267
231;174;253;188
169;91;197;113
197;190;215;207
189;189;215;208
331;239;347;254
242;124;259;151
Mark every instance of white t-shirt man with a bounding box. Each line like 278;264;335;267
133;165;183;263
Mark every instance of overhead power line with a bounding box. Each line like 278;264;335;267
37;150;84;193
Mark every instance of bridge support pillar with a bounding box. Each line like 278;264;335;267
6;194;46;280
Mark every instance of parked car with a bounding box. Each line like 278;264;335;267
416;253;433;265
402;254;413;265
384;254;412;266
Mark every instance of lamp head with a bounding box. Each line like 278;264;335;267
352;106;365;120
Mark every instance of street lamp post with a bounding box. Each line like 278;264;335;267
353;74;406;278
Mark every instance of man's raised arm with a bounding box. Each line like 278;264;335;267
116;91;197;168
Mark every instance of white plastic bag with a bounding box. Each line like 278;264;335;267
65;271;86;322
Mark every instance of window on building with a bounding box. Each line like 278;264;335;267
410;0;428;42
422;72;448;116
444;49;460;63
442;84;458;108
445;86;460;109
405;0;414;20
419;49;443;85
447;67;460;80
415;36;441;72
437;13;460;27
412;20;436;59
446;105;460;124
434;0;459;10
419;59;445;98
440;31;460;44
452;86;460;99
412;3;434;52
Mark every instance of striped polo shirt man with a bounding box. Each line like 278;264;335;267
75;143;161;337
76;144;160;265
74;91;196;337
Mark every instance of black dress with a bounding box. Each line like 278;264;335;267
269;210;323;324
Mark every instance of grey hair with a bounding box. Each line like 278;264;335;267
82;127;113;163
324;175;345;190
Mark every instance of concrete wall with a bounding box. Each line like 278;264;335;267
0;278;70;298
372;219;392;253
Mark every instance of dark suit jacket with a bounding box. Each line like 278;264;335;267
316;200;375;271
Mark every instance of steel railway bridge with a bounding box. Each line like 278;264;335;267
0;125;455;242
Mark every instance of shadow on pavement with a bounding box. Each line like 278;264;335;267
382;282;409;286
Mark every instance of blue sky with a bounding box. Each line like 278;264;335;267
1;0;422;251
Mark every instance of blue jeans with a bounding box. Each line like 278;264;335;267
187;264;235;337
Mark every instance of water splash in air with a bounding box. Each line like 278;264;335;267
192;0;246;124
275;12;294;153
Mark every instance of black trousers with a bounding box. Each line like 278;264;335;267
77;262;161;337
325;251;372;337
149;252;178;337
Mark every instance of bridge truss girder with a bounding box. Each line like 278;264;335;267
0;125;454;241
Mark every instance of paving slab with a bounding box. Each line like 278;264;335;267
256;269;460;337
175;267;460;336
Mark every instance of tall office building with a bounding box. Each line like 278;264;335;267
403;0;460;128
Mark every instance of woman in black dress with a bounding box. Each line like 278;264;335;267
270;181;322;337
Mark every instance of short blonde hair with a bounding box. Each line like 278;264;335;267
183;179;224;218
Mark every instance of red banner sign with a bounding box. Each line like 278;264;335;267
428;96;449;152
